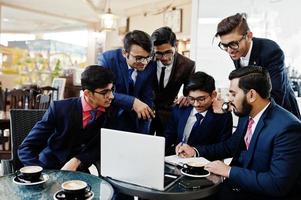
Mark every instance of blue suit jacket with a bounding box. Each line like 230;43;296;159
234;37;300;119
196;100;301;197
98;49;155;134
18;97;105;170
164;105;232;155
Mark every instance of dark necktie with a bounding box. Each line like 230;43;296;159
128;68;134;95
190;113;204;135
86;109;98;128
159;66;166;91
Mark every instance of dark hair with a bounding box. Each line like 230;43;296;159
215;13;250;37
81;65;114;91
151;26;177;47
123;30;152;53
228;66;271;99
183;71;215;96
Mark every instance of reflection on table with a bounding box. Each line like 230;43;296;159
0;169;114;200
106;164;222;200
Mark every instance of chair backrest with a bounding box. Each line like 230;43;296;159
35;94;52;109
4;89;33;111
10;109;46;171
39;86;59;101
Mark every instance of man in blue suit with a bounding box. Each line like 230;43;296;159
177;66;301;199
18;65;114;172
215;13;300;119
165;72;232;155
98;30;155;134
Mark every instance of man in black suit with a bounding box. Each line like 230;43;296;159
150;27;195;136
215;13;300;119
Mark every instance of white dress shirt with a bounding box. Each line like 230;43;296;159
156;60;173;88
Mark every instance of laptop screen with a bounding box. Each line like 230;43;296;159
100;128;178;191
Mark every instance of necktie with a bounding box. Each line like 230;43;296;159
186;113;204;142
128;68;134;95
159;66;166;91
244;118;254;149
86;109;98;128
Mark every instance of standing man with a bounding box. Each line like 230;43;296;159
19;65;114;172
150;26;195;136
215;13;300;119
177;66;301;199
98;30;155;134
165;72;232;155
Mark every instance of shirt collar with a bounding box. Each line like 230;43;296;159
81;95;105;113
251;102;270;124
240;40;253;67
157;60;173;69
192;108;207;118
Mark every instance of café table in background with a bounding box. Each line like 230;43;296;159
0;169;114;199
105;164;222;200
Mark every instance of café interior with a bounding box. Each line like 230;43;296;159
1;0;301;199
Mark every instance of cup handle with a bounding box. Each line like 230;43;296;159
85;184;92;193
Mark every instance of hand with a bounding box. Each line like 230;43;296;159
204;160;231;178
61;157;81;171
174;96;190;107
212;98;225;114
133;98;155;120
175;143;196;158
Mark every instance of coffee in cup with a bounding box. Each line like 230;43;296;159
183;162;209;175
61;180;91;198
17;166;43;182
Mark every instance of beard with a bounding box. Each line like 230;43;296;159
233;96;252;117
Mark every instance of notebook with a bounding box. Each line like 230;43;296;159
100;128;180;191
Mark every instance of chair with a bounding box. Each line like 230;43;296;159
3;89;33;111
38;86;59;101
2;109;46;174
35;94;52;109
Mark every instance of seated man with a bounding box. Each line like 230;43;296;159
177;66;301;199
165;71;232;155
18;65;114;172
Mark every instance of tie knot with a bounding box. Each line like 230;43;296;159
195;113;204;121
248;118;254;127
128;68;134;76
90;109;98;121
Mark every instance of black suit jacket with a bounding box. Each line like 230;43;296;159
233;37;300;119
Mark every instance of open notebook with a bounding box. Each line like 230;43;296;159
100;128;180;191
165;155;210;167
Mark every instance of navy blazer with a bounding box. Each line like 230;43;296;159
234;37;300;119
18;97;105;170
196;100;301;197
164;105;232;155
98;49;156;134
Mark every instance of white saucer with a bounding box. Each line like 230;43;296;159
181;168;210;178
53;190;94;200
13;173;49;186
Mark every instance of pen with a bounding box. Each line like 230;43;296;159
177;136;185;156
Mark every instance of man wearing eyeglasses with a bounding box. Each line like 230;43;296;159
215;13;300;119
164;71;232;155
98;30;155;134
150;27;195;137
19;65;114;172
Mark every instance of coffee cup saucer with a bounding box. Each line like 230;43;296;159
13;173;49;186
53;189;94;200
181;168;210;178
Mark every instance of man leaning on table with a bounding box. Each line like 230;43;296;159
18;65;114;172
177;66;301;199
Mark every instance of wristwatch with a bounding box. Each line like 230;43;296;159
221;102;230;113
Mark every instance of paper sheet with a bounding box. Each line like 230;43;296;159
165;155;210;167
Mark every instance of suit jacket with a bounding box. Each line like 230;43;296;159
196;100;301;198
151;53;195;135
233;37;300;119
18;97;106;170
164;105;232;155
98;48;155;134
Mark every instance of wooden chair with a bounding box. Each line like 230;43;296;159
38;86;59;101
35;94;52;109
3;89;33;111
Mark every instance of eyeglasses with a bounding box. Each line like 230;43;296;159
154;50;174;59
93;86;115;97
187;95;210;104
218;34;246;51
129;53;152;64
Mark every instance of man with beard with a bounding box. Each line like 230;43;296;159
177;66;301;199
150;26;195;136
98;30;155;134
19;65;114;172
215;13;300;119
164;71;232;155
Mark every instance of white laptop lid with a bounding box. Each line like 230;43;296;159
100;128;166;191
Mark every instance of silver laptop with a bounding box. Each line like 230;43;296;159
100;128;180;191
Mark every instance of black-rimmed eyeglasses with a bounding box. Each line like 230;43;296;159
187;95;210;104
218;34;246;51
93;86;115;97
154;50;174;59
129;53;152;63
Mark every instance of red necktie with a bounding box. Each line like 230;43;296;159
244;118;254;149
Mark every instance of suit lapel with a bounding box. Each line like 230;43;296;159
248;38;260;66
178;107;193;141
119;55;131;93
